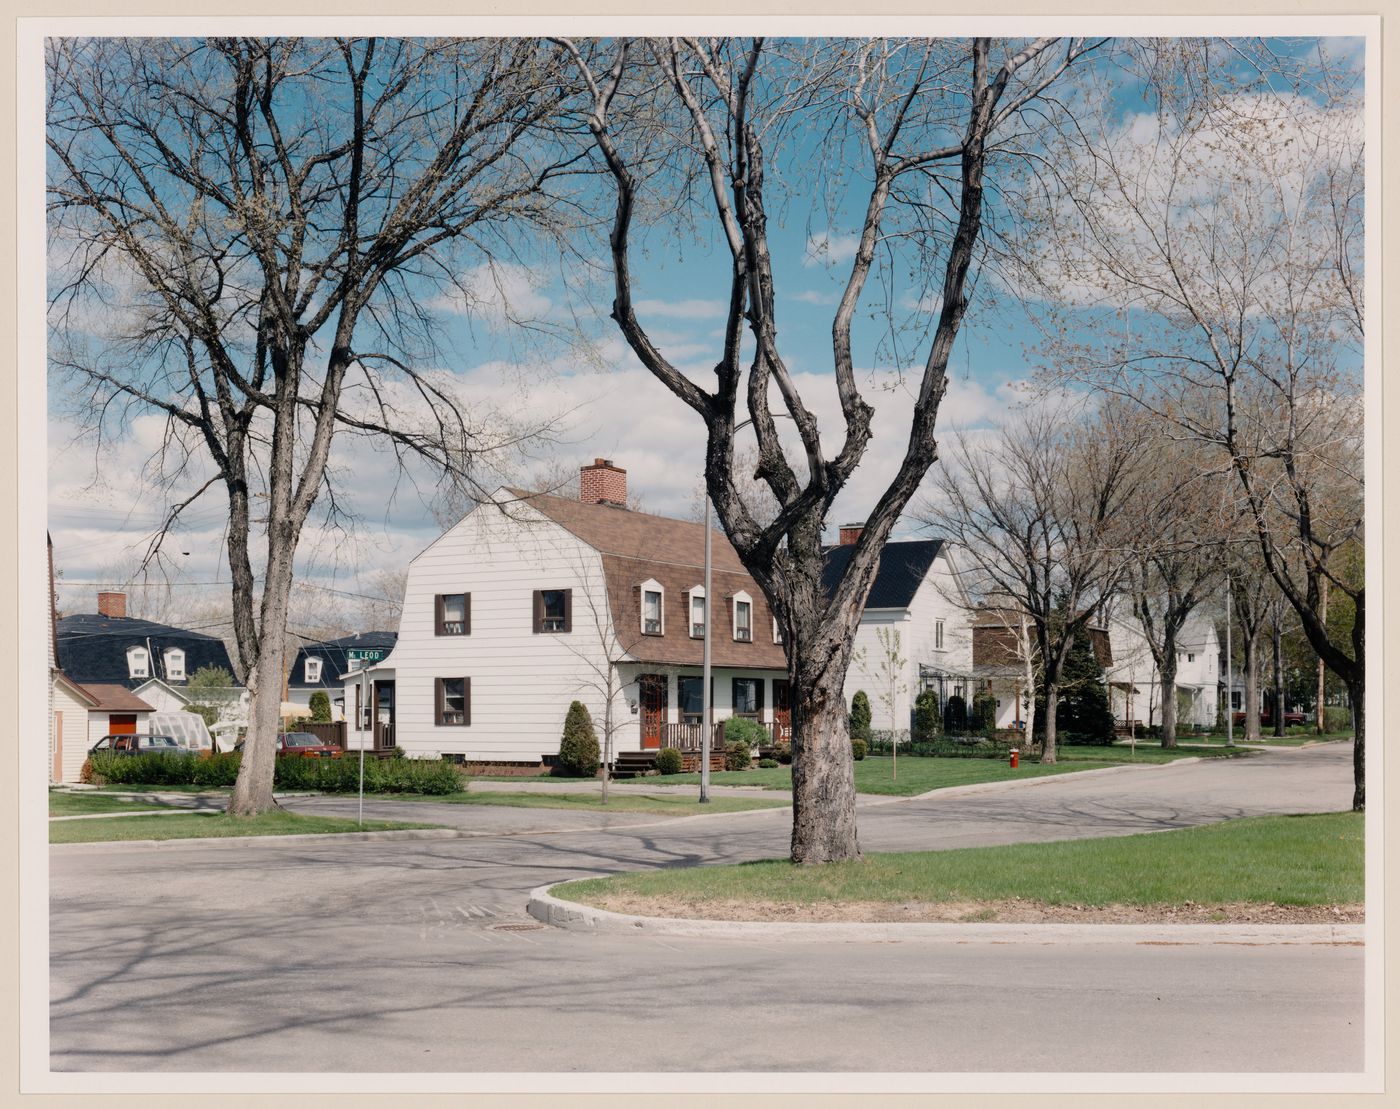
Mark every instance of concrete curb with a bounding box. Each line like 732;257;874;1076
526;884;1364;946
49;827;470;853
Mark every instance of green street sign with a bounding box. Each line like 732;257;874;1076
347;648;387;664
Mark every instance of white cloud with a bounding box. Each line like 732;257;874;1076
789;289;839;306
427;261;553;325
633;298;728;320
803;232;860;268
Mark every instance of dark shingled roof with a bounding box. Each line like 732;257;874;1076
288;631;399;689
56;613;237;691
821;539;945;611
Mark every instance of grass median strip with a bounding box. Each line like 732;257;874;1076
555;812;1363;924
49;792;203;817
376;790;789;815
49;809;444;844
616;747;1255;797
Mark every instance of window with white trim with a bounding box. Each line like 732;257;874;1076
164;648;185;681
732;591;753;642
639;579;664;636
304;657;323;684
127;646;149;679
773;618;783;645
688;586;706;638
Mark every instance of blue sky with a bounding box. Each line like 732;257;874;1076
46;34;1366;621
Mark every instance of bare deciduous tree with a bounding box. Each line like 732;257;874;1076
919;405;1143;763
1017;50;1366;805
562;35;1100;862
48;37;580;814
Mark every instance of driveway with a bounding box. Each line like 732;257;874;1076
47;743;1365;1077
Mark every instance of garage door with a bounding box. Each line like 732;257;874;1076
108;714;138;735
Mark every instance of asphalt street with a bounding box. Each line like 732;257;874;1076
48;742;1364;1074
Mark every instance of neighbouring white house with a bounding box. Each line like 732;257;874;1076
287;632;397;721
343;460;791;766
833;525;975;737
345;459;971;768
1102;608;1222;730
969;607;1116;734
49;534;97;784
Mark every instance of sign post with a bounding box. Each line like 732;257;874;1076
346;649;385;827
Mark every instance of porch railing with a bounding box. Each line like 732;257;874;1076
658;720;790;752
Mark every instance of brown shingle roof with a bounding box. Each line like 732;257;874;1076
78;684;155;712
512;489;789;671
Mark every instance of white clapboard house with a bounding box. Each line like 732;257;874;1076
341;460;976;769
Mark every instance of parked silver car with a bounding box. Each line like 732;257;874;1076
88;734;198;757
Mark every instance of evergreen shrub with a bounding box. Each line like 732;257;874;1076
558;701;601;778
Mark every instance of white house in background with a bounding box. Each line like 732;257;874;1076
49;534;98;784
346;459;972;766
1103;609;1222;729
830;526;975;736
343;460;790;766
969;607;1116;733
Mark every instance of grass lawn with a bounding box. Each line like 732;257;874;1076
1055;744;1256;763
556;812;1363;910
48;791;206;817
377;790;788;815
49;809;443;844
1166;733;1353;749
615;748;1246;796
89;783;233;794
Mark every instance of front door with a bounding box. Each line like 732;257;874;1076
639;674;666;749
773;680;791;741
108;713;138;735
372;681;396;749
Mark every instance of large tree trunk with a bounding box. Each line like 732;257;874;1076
229;569;293;815
788;657;860;864
1349;677;1363;811
1243;633;1262;742
1040;679;1059;765
1158;626;1179;749
1272;620;1286;738
1316;578;1329;735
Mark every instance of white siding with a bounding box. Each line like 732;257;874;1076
52;682;91;784
1106;613;1221;728
842;551;975;734
385;502;624;762
85;711;152;758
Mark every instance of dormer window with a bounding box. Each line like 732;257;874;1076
639;579;664;636
732;591;753;642
164;648;185;681
304;657;323;684
688;586;706;639
127;646;149;679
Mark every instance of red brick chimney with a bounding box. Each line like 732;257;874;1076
97;591;127;619
580;458;627;507
838;523;864;546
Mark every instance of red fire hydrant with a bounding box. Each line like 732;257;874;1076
1009;748;1020;769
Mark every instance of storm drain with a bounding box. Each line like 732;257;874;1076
493;923;547;932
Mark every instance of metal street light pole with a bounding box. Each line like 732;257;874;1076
698;413;791;806
700;494;713;803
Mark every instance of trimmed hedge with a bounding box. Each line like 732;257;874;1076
851;738;868;761
654;748;684;776
757;757;779;769
85;750;463;794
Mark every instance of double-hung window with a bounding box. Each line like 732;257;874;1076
435;677;470;726
688;587;706;639
436;593;470;636
304;657;323;684
639;579;664;635
732;592;753;642
533;589;572;633
164;648;186;681
732;677;763;719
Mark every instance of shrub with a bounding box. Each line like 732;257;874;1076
79;757;96;784
724;740;752;771
309;691;332;722
557;701;601;778
971;689;999;733
272;755;462;795
849;691;872;744
851;738;868;761
774;739;793;764
89;751;198;786
723;716;767;750
912;689;941;743
757;757;779;769
190;752;242;787
1324;706;1353;733
943;694;968;733
654;747;684;776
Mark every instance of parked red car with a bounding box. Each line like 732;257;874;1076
235;732;343;758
